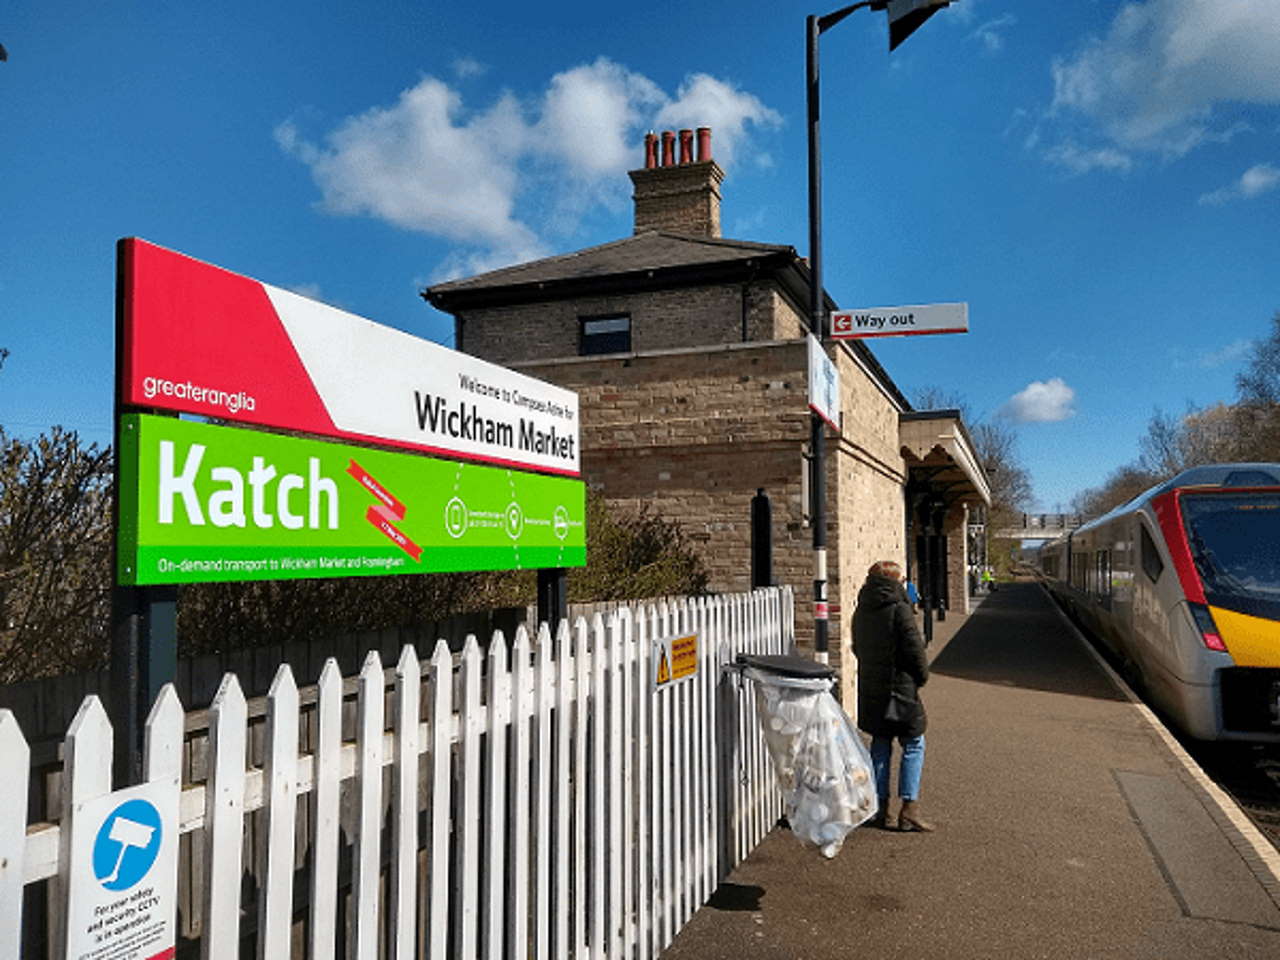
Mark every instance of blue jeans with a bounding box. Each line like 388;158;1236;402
870;734;925;802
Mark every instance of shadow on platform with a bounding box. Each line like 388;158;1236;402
927;582;1128;702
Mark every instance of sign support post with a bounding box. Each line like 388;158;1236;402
109;585;176;786
805;2;957;666
537;567;568;631
111;239;178;785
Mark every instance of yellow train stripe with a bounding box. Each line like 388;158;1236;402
1210;605;1280;668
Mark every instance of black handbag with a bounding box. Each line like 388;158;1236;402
884;691;914;723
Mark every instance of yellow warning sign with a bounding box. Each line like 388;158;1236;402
670;634;698;681
653;633;698;688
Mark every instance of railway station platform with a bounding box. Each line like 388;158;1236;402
661;582;1280;959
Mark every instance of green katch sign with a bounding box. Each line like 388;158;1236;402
117;414;586;585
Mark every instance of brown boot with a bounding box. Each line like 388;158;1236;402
898;800;935;832
868;799;895;830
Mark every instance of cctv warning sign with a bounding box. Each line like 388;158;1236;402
65;778;179;960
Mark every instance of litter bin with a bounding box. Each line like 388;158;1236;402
736;653;877;858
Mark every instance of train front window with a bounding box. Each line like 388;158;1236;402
1181;492;1280;604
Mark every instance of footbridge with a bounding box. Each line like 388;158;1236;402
990;513;1082;541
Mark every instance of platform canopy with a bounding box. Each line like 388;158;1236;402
899;409;991;508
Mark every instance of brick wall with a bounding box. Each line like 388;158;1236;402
513;338;909;710
462;279;811;367
828;343;909;708
628;161;724;237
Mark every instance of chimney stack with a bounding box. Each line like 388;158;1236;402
629;127;725;237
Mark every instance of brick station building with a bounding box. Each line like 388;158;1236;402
425;128;989;706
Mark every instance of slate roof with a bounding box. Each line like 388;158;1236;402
426;232;795;297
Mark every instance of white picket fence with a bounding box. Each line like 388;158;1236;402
2;587;793;959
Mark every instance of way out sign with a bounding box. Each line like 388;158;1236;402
830;302;968;339
65;778;179;960
653;633;700;689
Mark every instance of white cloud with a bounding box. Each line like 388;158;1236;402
277;59;780;275
1044;0;1280;167
969;14;1016;55
1198;162;1280;204
536;58;665;177
1044;142;1133;175
275;80;544;265
655;74;782;171
1000;378;1076;423
1169;338;1253;369
453;57;487;79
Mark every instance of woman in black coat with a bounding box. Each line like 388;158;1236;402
852;560;934;831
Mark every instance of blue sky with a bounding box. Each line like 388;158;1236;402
2;0;1278;511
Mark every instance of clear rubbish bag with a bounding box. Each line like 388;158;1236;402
740;655;878;858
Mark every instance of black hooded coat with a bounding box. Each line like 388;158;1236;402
852;573;929;739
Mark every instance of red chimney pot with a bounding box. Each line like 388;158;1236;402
696;127;711;162
661;130;676;167
644;132;658;169
679;129;694;164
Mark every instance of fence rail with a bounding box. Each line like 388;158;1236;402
3;587;793;959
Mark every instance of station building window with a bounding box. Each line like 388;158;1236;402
579;314;631;355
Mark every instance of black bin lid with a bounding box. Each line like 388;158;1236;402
736;653;835;680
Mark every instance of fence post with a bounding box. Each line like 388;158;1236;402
553;621;572;960
533;627;554;960
505;628;531;960
427;640;455;960
0;712;29;958
589;614;607;958
456;638;483;960
57;697;113;960
392;646;422;960
310;659;343;960
482;633;509;960
203;675;247;960
258;667;298;960
571;618;590;959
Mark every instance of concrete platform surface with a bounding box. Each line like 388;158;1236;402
660;583;1280;960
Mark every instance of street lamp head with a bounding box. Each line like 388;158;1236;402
886;0;953;51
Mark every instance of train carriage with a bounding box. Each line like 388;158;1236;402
1037;464;1280;742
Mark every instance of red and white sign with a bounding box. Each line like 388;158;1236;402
830;302;968;340
119;239;580;476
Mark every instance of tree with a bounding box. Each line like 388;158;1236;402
1233;310;1280;461
1069;463;1161;521
1236;310;1280;407
568;492;708;602
0;425;114;681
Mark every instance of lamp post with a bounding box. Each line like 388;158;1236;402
806;0;953;664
